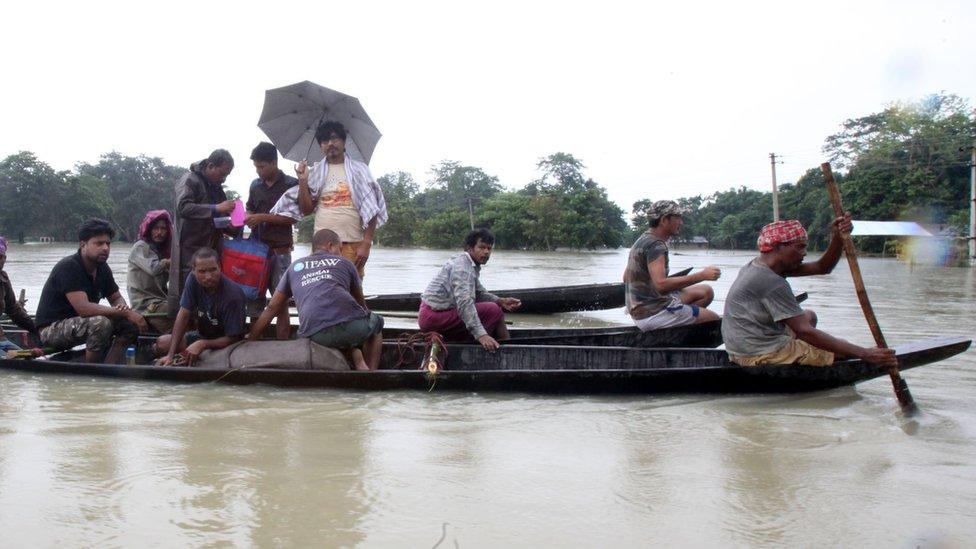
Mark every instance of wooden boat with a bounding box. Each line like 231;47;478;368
0;336;967;395
383;320;724;348
366;282;625;314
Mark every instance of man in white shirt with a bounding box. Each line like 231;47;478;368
270;121;387;277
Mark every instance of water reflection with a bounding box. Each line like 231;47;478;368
1;245;975;545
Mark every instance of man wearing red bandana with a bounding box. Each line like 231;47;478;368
722;215;897;367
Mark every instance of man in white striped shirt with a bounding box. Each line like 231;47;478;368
270;121;387;277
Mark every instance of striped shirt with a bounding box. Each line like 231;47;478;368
270;156;388;231
421;253;499;338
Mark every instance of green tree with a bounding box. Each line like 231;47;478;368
76;152;184;241
0;152;68;242
376;171;421;246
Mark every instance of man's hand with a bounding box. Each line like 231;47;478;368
295;161;309;182
244;213;264;229
477;334;500;352
498;297;521;312
831;212;853;236
355;240;371;268
114;302;131;311
698;266;721;281
160;258;170;270
157;354;175;366
861;346;898;368
184;340;208;366
215;200;236;215
125;310;149;333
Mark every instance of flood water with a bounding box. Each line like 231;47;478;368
1;243;974;546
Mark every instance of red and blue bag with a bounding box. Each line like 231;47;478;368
221;234;270;300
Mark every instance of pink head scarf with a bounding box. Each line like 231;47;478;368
138;210;173;259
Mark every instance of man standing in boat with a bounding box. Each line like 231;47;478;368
247;229;384;371
35;219;148;363
722;217;897;367
270;121;387;277
419;228;521;351
167;149;239;318
244;142;298;339
157;248;247;366
624;200;721;331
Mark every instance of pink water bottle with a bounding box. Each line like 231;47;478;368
230;199;246;228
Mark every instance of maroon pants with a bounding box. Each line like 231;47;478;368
418;302;504;341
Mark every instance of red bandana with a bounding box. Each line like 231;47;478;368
757;220;807;252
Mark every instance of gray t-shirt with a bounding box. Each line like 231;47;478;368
277;252;366;338
722;258;804;356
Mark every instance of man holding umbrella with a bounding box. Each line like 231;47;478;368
271;121;387;276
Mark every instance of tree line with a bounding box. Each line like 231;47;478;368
1;93;971;251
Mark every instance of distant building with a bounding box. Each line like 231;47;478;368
674;236;709;250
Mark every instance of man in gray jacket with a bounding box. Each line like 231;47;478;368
166;149;239;317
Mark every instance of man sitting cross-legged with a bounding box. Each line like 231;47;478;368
247;229;384;371
156;247;246;366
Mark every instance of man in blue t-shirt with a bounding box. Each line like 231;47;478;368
248;229;384;370
157;247;246;366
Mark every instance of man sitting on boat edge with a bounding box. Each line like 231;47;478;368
418;228;521;351
624;200;721;331
247;229;384;371
722;217;897;367
0;236;43;357
156;248;246;366
35;219;148;364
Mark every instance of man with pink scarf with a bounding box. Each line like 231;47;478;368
128;210;173;333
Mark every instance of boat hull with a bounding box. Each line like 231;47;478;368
0;337;967;395
366;282;625;314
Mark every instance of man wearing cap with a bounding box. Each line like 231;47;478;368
624;200;721;331
721;215;897;367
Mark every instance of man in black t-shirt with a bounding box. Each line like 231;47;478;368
244;142;298;338
36;219;148;363
156;247;246;366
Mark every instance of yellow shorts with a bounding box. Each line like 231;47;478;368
339;241;366;278
730;338;834;367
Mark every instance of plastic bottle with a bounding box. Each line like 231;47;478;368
125;346;136;366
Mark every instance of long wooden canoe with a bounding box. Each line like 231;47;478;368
0;337;967;395
366;282;626;314
383;320;724;348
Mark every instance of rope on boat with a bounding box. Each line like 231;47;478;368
393;332;448;389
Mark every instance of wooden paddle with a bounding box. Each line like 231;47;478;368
821;162;917;413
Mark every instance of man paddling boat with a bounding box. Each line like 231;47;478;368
419;228;521;351
722;217;897;367
624;200;721;331
247;229;384;371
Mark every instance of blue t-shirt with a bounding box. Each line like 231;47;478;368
277;252;365;338
180;274;246;339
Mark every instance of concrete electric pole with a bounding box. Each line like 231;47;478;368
770;153;780;221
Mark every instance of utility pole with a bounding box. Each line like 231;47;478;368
970;134;975;264
467;197;475;230
769;153;780;221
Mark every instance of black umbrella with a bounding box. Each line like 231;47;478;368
258;81;381;164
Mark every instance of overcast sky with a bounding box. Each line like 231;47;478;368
2;0;973;217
